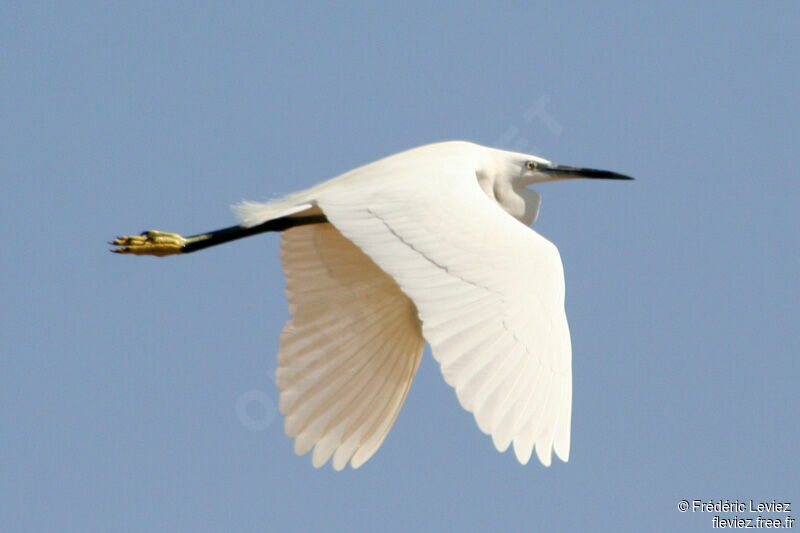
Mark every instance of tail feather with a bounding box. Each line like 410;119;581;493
234;194;320;227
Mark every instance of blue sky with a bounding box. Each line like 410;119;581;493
2;2;798;532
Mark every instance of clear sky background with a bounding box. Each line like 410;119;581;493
2;2;798;532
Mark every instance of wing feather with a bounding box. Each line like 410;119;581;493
315;161;572;466
277;223;424;469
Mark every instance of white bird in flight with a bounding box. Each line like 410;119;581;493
113;141;632;470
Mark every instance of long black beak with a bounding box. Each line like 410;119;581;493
546;164;634;180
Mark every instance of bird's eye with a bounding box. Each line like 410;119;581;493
525;161;538;171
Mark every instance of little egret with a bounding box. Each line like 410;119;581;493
113;141;632;470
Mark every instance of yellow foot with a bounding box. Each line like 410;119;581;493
111;230;187;256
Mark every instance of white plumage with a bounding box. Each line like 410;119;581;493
235;141;587;470
278;223;424;469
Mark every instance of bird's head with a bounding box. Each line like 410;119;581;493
507;151;635;186
479;146;633;225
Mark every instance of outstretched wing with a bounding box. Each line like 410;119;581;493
277;222;424;470
317;166;572;466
